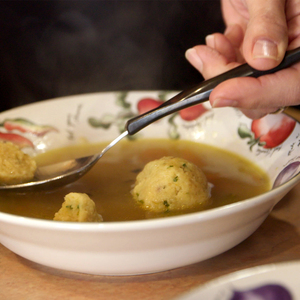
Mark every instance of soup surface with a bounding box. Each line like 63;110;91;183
0;139;270;221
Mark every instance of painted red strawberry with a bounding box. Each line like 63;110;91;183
251;114;296;148
0;132;34;148
179;104;208;121
137;98;164;115
238;114;296;149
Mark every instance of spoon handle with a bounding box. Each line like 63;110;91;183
126;46;300;135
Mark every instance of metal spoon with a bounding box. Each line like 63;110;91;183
2;47;300;191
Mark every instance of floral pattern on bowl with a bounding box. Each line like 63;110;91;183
88;91;209;140
86;91;300;189
238;114;296;150
0;118;58;149
1;91;300;190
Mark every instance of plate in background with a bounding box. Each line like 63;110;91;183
174;261;299;299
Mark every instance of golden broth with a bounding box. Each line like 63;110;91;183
0;139;270;221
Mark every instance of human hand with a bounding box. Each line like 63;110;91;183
185;0;300;119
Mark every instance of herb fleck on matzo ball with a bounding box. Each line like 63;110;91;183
131;156;210;213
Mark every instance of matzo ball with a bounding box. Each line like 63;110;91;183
54;192;103;222
0;141;37;185
132;156;210;212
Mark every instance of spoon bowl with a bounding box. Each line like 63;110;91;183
1;131;128;191
1;47;300;191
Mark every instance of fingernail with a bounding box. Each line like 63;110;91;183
205;35;215;48
212;98;239;108
253;39;279;60
185;48;203;72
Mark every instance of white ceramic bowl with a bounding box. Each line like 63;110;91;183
0;91;300;276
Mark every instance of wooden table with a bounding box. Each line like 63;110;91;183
1;109;300;300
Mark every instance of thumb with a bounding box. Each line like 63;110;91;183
243;0;288;70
